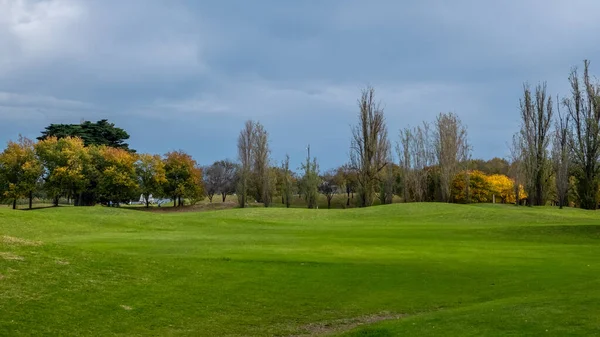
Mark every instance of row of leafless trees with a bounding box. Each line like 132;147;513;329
349;86;471;206
513;60;600;210
237;121;272;208
395;114;470;203
233;60;600;210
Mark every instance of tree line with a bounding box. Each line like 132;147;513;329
3;60;600;210
0;121;204;209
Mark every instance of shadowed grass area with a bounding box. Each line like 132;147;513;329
1;203;599;336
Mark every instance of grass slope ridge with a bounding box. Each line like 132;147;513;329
0;204;599;336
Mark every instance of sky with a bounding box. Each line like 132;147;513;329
1;0;600;170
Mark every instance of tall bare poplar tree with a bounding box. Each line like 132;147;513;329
397;127;412;202
350;86;390;207
301;145;319;209
281;154;293;208
237;121;255;208
519;83;553;206
435;112;469;202
252;122;271;207
563;60;600;210
508;133;525;206
552;103;570;209
410;122;433;202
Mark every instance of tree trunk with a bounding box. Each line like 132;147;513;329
29;191;33;209
12;199;17;210
222;193;227;203
208;195;213;203
146;197;150;208
282;195;285;204
178;196;182;207
173;196;176;207
327;198;332;209
54;196;59;207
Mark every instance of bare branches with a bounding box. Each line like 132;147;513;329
553;99;571;209
350;86;390;207
435;112;469;202
519;82;553;206
236;121;255;208
562;60;600;209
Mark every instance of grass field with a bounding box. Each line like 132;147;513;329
1;203;599;336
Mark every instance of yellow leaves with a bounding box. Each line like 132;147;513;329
97;147;139;200
452;170;522;204
164;151;204;199
0;136;42;200
487;174;514;203
35;136;90;196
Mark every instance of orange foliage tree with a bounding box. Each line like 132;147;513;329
164;151;204;207
0;136;43;209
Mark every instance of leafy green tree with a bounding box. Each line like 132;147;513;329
0;136;43;209
136;154;167;207
38;119;133;151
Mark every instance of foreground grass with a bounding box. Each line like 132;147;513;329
0;204;599;336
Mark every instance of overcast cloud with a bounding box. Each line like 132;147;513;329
1;0;600;169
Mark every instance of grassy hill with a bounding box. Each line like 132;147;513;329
0;204;599;336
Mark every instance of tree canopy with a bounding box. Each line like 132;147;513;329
38;119;133;151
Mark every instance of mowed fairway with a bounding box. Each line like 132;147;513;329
0;204;599;336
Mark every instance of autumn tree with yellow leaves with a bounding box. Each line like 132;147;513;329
35;136;89;207
136;154;167;208
0;136;43;209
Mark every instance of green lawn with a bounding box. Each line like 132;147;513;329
0;204;599;336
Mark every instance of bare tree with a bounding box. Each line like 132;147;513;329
508;133;525;206
319;169;338;209
300;145;319;209
378;160;396;205
281;154;294;208
205;160;236;203
237;121;255;208
410;122;434;202
553;102;570;209
252;122;271;207
563;60;600;210
350;86;390;207
336;164;357;207
220;160;237;202
397;127;412;202
519;83;553;206
435;112;469;202
203;164;220;203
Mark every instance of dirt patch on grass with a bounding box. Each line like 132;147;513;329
1;236;42;246
0;274;4;280
120;305;133;310
291;311;405;336
56;260;70;265
0;252;25;261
